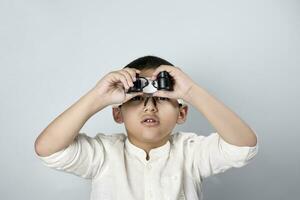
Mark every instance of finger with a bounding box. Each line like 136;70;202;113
123;92;143;103
114;72;130;90
123;68;138;82
128;68;141;75
152;90;174;99
127;91;143;98
151;65;177;80
118;70;134;87
123;68;141;79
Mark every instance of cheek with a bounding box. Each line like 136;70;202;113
159;107;179;122
121;111;140;126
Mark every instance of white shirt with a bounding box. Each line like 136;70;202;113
36;131;258;200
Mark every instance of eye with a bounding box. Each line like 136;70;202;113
157;97;170;101
130;95;144;101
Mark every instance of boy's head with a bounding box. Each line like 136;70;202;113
112;55;188;150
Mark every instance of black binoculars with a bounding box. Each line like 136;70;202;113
127;71;174;93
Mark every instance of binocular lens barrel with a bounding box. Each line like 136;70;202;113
157;71;173;91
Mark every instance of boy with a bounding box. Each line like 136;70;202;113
34;55;258;200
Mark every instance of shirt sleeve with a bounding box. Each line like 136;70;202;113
188;132;259;179
35;133;105;179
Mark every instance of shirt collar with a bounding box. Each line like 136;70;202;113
125;136;171;164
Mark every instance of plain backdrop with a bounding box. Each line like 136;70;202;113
0;0;299;199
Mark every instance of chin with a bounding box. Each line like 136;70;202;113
141;130;168;143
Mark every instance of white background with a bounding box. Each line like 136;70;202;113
0;0;299;199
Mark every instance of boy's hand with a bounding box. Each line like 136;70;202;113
151;65;197;102
92;68;143;106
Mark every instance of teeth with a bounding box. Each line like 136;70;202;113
145;119;155;123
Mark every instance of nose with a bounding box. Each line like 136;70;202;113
143;97;158;112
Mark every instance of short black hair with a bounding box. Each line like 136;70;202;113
123;55;174;70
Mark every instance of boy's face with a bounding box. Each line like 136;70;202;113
112;68;188;148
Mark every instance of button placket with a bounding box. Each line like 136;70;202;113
144;163;153;200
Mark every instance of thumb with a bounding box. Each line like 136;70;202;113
129;92;143;98
123;92;143;103
153;90;174;98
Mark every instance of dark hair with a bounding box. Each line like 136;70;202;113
123;55;174;70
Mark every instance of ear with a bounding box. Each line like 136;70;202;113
176;105;188;124
112;106;124;124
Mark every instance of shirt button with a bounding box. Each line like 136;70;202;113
147;164;152;169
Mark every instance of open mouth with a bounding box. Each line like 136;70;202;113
141;116;160;126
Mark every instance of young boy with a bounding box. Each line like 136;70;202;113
34;55;258;200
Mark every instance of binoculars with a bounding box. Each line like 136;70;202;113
127;71;174;94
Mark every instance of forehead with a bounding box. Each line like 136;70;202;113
139;68;155;77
